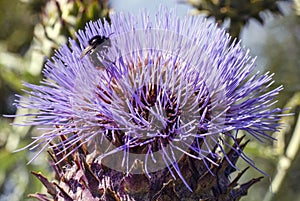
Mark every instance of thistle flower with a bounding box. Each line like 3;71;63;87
15;8;283;200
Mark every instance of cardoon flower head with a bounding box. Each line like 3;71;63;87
15;8;282;198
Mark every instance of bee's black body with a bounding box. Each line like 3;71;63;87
80;34;112;59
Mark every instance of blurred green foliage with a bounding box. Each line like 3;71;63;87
264;11;300;107
187;0;283;39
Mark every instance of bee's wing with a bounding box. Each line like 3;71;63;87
80;45;94;59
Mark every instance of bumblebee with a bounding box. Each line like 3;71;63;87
80;34;113;59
